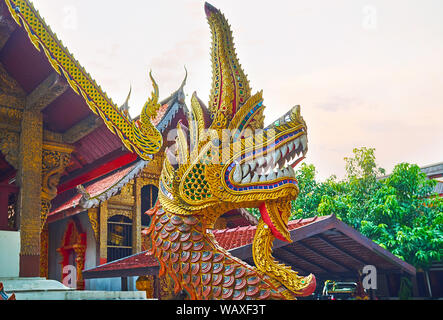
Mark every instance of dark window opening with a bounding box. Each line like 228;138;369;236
107;215;132;262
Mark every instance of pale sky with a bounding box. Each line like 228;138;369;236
31;0;443;181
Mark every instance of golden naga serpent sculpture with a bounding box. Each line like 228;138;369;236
5;0;315;299
145;3;316;300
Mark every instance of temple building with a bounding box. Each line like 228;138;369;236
0;0;440;300
0;0;186;298
46;88;187;290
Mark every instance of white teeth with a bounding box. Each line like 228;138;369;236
277;156;285;169
257;157;266;167
267;172;276;180
242;173;251;184
242;164;250;177
233;163;242;183
281;144;288;156
283;167;290;176
265;154;273;166
249;161;257;172
300;135;307;151
285;114;291;123
293;138;300;151
236;133;308;185
273;149;281;164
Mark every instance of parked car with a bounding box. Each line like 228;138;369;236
320;280;359;300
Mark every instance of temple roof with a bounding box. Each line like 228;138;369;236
83;215;416;280
1;0;129;180
0;0;190;220
49;160;146;220
48;87;188;222
1;0;188;197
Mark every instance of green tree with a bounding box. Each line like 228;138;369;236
290;147;442;269
360;163;442;268
290;163;338;219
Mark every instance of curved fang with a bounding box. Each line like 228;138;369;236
252;219;316;297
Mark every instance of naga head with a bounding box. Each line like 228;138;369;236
158;2;315;297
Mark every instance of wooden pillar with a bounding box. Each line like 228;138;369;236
121;277;128;291
154;275;161;299
73;241;86;290
17;109;43;277
39;142;74;277
133;178;142;254
99;201;108;265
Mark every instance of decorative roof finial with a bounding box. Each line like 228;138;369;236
119;86;132;120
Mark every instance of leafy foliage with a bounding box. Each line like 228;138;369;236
291;147;442;269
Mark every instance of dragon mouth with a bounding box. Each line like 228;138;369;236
259;200;292;243
224;130;307;243
253;216;316;297
253;198;316;297
225;129;308;192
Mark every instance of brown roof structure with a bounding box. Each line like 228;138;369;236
47;83;188;223
83;214;416;280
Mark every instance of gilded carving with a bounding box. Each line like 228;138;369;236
146;3;316;300
158;275;176;300
99;201;108;261
107;181;134;206
135;275;176;300
5;0;163;158
0;105;22;124
107;208;133;220
0;129;19;168
18;109;42;258
41;147;72;200
39;222;49;278
40;142;74;229
73;244;86;290
40;199;51;232
87;208;99;242
0;62;25;108
136;276;154;299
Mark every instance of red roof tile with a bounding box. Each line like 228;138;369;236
212;215;329;250
49;163;137;215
